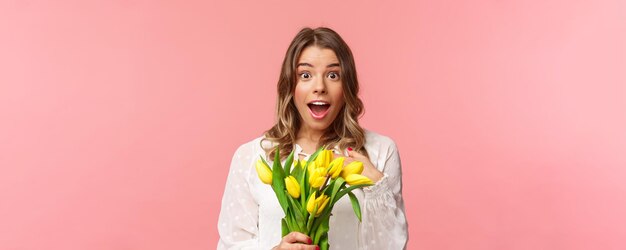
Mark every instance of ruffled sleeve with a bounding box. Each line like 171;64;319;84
217;144;261;250
360;141;408;249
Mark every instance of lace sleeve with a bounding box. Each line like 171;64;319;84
360;141;408;249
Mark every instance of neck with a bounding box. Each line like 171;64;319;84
297;125;325;144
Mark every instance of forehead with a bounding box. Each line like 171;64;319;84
297;46;339;65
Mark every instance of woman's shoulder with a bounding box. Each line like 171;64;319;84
234;135;264;153
364;129;398;149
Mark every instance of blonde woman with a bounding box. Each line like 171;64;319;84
218;27;408;250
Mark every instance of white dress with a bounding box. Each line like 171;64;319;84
217;130;408;250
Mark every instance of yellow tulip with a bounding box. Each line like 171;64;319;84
306;192;317;214
327;157;344;179
341;161;364;179
309;167;326;188
284;175;300;198
306;161;316;175
345;174;373;186
255;159;272;185
315;149;333;170
306;192;330;217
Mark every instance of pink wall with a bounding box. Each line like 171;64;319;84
1;1;625;249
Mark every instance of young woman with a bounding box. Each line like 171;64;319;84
218;27;408;250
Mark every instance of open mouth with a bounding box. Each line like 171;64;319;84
307;101;331;119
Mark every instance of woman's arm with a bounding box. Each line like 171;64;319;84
359;140;408;249
217;144;261;250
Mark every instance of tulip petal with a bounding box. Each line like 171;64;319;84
328;157;344;179
309;168;327;188
341;161;364;179
315;149;333;170
255;159;273;185
284;175;301;198
345;174;373;186
306;191;317;214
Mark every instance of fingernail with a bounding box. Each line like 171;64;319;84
348;147;353;151
315;246;319;250
308;238;313;244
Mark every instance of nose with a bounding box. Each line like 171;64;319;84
312;75;327;94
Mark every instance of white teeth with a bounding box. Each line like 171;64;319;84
310;101;329;105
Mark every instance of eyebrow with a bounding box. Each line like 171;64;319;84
297;63;341;68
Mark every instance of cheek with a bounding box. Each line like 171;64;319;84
293;84;311;112
293;85;306;103
333;86;345;105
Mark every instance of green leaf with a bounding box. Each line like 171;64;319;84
281;218;289;237
310;207;332;238
333;183;372;204
284;208;292;229
319;236;329;250
285;207;300;233
306;203;318;234
284;150;294;175
329;177;345;205
313;216;329;245
348;191;363;222
272;146;284;175
271;147;289;213
285;191;302;214
299;162;309;209
305;215;313;235
285;191;305;231
291;159;302;178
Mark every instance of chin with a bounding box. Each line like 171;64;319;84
307;121;330;131
298;110;339;131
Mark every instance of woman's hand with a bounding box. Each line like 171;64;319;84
272;232;319;250
343;148;384;183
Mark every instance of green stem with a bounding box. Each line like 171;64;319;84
306;206;316;235
318;175;332;192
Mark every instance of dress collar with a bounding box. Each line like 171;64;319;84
293;144;346;160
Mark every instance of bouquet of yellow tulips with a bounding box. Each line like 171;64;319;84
255;146;373;250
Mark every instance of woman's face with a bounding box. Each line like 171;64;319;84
293;46;345;134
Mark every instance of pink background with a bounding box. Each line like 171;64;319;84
1;0;625;249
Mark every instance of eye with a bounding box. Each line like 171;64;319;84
299;72;311;80
327;72;340;80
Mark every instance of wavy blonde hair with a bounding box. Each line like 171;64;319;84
261;27;368;160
